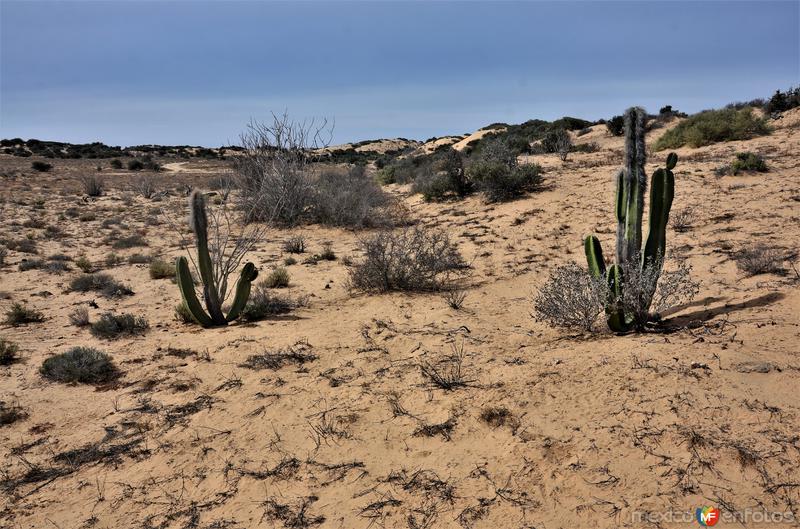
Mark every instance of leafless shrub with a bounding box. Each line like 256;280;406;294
68;306;90;327
240;342;317;370
735;244;784;276
443;289;467;309
131;175;157;199
312;165;391;227
233;112;332;226
532;262;605;331
79;174;104;197
620;253;700;326
240;282;306;322
348;226;467;292
420;342;472;390
670;206;696;232
283;235;306;254
207;173;236;201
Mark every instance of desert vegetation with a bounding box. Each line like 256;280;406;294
2;98;799;529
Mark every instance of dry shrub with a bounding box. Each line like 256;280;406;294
0;401;27;426
148;259;173;279
735;244;784;275
283;235;306;254
70;273;133;297
312;166;390;228
0;338;21;365
40;347;120;384
131;175;158;198
241;283;304;322
348;226;467;292
670;206;696;232
89;313;149;339
5;303;44;326
68;306;90;327
263;267;290;288
533;262;605;331
534;256;698;332
620;254;700;327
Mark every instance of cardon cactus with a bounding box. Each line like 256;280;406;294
176;191;258;327
584;107;678;332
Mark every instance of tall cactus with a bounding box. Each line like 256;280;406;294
584;107;678;332
176;191;258;327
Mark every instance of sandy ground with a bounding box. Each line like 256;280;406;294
1;110;799;529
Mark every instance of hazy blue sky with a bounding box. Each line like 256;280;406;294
1;1;798;146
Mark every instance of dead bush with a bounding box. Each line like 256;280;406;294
735;244;784;275
311;166;390;227
348;226;467;292
532;262;606;331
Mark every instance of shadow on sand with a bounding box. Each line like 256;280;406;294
663;292;785;328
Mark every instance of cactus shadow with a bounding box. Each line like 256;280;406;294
662;292;785;328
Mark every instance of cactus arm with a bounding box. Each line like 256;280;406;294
614;169;626;265
176;256;214;327
584;235;607;280
225;263;258;322
605;264;632;333
643;163;675;271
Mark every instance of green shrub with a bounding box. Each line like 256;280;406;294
127;159;145;171
40;347;120;384
606;115;624;136
75;256;93;273
653;108;770;150
149;259;174;279
69;273;133;297
730;152;768;175
764;86;800;114
110;159;123;169
412;171;453;201
89;312;149;339
263;267;290;288
5;303;44;326
79;174;104;196
0;338;21;365
468;161;543;202
31;161;52;172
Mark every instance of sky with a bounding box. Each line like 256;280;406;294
1;0;798;147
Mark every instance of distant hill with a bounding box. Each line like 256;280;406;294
0;138;242;160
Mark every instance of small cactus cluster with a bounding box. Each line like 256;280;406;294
176;191;258;327
584;107;678;332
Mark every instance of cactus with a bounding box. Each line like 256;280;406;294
175;191;258;327
584;107;678;332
